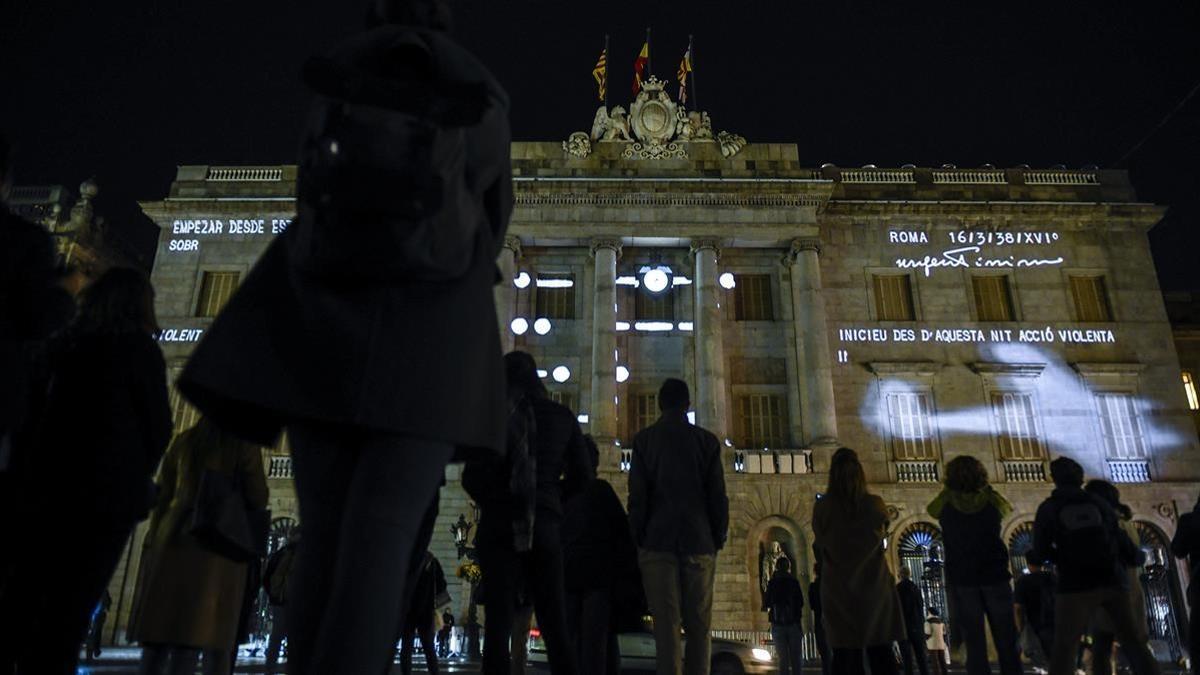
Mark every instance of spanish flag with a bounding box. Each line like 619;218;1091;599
632;42;649;95
676;47;692;105
592;48;607;101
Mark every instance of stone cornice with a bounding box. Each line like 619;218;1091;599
822;200;1166;229
514;191;826;209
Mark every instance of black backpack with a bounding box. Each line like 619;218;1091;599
291;27;488;282
768;578;802;626
1054;492;1120;580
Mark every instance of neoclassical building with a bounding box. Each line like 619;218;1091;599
109;91;1200;657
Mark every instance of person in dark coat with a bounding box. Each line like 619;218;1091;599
1171;494;1200;675
926;456;1022;675
896;567;929;675
764;557;805;675
263;532;300;675
628;378;729;675
464;351;592;675
810;561;831;675
437;609;455;658
1031;457;1158;675
1013;555;1056;667
399;551;446;675
562;435;636;675
0;267;172;675
172;2;512;673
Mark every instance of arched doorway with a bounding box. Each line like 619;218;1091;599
1007;522;1035;578
1136;522;1184;662
897;522;950;628
250;517;298;646
745;516;806;631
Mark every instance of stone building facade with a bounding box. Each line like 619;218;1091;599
115;134;1200;656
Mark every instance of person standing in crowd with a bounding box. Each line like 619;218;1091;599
1170;494;1200;675
437;608;455;658
628;378;729;675
562;435;637;675
0;267;172;675
927;455;1022;675
764;557;805;675
926;607;949;675
131;417;269;675
263;531;300;674
173;1;512;672
399;551;446;675
896;567;929;675
811;447;904;675
1084;480;1148;675
1032;457;1159;675
465;351;592;675
810;561;831;675
1013;554;1056;669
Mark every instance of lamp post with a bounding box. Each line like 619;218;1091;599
450;507;482;658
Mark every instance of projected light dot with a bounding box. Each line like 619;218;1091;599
514;272;531;289
552;366;571;383
719;273;736;289
533;318;552;335
616;366;630;383
510;318;529;335
536;369;548;378
643;268;670;293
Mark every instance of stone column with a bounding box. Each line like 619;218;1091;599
494;235;520;353
589;238;621;444
692;239;729;440
788;238;838;446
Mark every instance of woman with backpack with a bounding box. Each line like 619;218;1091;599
812;447;904;675
1084;480;1149;675
131;416;269;675
926;455;1022;675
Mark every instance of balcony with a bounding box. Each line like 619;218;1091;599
266;455;293;480
734;450;813;475
1002;460;1047;483
895;461;940;483
1108;459;1150;484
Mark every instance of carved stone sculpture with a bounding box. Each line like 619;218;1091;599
562;132;591;158
602;106;632;141
718;130;748;158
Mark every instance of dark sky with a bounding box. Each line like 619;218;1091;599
3;1;1198;289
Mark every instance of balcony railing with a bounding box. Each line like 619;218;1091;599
1002;460;1047;483
206;166;284;182
619;448;632;473
267;455;293;479
1108;459;1150;484
895;461;940;483
1023;170;1099;185
841;169;915;184
733;450;813;474
932;170;1007;184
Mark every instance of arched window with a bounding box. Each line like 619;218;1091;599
898;522;949;627
1135;522;1184;662
1007;522;1035;577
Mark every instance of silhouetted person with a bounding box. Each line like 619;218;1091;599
263;531;300;674
464;351;592;675
1171;494;1200;675
399;551;446;675
927;456;1022;675
0;267;171;675
172;1;512;672
810;561;831;675
131;417;269;675
437;609;455;658
764;557;805;675
1013;555;1056;667
896;567;929;675
1032;458;1158;675
812;447;903;675
563;435;635;675
628;378;728;675
1085;480;1148;675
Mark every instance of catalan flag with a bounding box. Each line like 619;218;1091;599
632;42;649;95
592;48;607;101
676;47;692;104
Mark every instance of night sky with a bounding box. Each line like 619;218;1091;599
3;2;1198;289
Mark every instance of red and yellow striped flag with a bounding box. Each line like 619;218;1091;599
676;47;692;104
592;48;607;101
632;42;649;95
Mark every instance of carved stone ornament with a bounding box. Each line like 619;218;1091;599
885;504;902;523
689;238;721;261
563;132;591;158
622;141;688;160
1153;501;1177;524
589;237;623;259
503;235;522;259
629;76;678;147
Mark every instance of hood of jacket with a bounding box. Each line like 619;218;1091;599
927;485;1012;519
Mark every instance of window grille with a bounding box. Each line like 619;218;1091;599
736;394;787;448
169;386;200;434
1069;275;1113;322
635;288;675;322
990;392;1044;460
549;390;576;413
972;276;1015;321
872;275;915;321
886;392;938;460
734;274;774;321
195;271;240;318
1096;392;1147;460
629;393;659;439
535;273;576;320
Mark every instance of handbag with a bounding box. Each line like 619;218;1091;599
189;466;270;562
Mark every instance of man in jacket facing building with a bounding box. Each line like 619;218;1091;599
628;378;729;675
763;557;805;675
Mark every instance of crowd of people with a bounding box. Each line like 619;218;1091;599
5;1;1200;675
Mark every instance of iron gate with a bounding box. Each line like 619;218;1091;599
1136;522;1184;662
899;522;950;633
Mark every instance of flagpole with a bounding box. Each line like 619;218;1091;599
604;33;610;110
689;34;698;111
646;27;652;79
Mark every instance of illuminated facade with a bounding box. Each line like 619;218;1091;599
108;144;1200;655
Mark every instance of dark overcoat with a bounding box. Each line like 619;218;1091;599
177;28;512;455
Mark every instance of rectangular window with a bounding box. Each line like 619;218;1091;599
629;393;659;439
972;275;1015;321
736;394;787;448
872;274;915;321
734;274;774;321
549;390;576;413
1095;392;1147;460
194;271;240;318
1070;275;1113;322
169;386;200;434
635;289;675;322
990;392;1044;460
535;273;576;320
886;392;938;460
1184;371;1200;411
